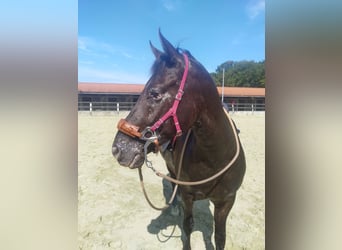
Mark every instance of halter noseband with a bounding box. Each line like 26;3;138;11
117;52;190;146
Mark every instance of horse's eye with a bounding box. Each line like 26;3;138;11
149;89;162;101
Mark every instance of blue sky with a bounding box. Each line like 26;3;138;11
78;0;265;83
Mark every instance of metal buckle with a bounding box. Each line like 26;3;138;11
175;90;184;101
140;127;158;142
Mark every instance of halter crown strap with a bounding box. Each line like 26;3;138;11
150;52;189;138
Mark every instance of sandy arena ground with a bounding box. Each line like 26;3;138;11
78;111;264;250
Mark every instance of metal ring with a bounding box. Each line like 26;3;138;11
140;127;158;141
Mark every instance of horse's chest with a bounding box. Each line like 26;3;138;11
160;144;220;200
190;190;207;200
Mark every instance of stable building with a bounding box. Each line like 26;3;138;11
78;82;265;111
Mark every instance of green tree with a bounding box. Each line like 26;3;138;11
211;60;265;88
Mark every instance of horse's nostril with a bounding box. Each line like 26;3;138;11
112;146;120;158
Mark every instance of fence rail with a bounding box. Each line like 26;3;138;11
78;101;264;114
78;102;135;112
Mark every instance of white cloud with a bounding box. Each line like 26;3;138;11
120;51;134;59
78;36;106;57
78;36;135;59
162;0;181;11
78;36;148;83
78;36;90;52
246;0;265;20
78;66;148;83
78;40;86;51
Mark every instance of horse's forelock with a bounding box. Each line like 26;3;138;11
150;52;177;77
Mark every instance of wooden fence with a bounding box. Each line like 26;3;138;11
78;101;265;114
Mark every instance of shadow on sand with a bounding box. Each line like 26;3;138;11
147;178;215;249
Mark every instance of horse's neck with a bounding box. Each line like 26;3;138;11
192;107;237;162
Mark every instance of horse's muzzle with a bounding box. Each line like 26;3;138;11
112;132;145;169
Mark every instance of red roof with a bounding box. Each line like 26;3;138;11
78;82;265;97
217;86;265;97
78;82;144;94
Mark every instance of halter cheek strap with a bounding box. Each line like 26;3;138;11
150;52;189;139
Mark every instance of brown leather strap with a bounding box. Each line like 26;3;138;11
117;119;142;138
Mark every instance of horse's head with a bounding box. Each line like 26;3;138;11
112;31;215;169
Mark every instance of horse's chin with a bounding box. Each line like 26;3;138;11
127;154;145;169
113;146;145;169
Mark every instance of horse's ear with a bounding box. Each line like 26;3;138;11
149;41;162;59
159;29;179;58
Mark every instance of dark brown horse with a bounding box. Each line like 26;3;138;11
112;31;246;250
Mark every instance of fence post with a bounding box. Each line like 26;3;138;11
89;102;92;115
116;102;119;115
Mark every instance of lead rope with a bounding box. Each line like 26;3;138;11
138;108;239;210
153;108;240;186
138;128;192;211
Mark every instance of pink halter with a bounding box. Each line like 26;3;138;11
117;52;190;145
149;52;189;138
